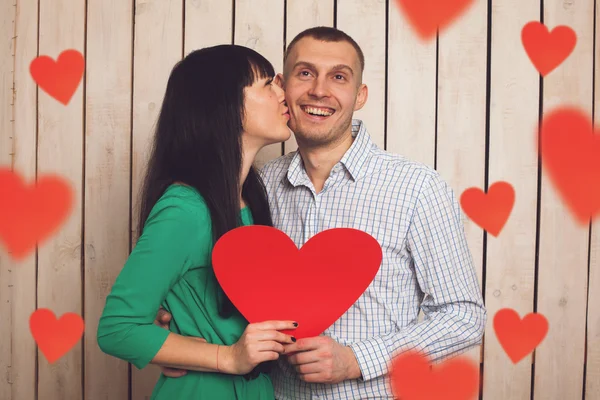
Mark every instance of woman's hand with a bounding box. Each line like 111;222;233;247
222;320;298;375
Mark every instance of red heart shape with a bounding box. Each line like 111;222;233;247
390;350;479;400
212;226;382;338
395;0;476;40
460;181;515;237
0;168;74;260
539;107;600;224
29;308;85;364
493;308;548;364
29;49;84;105
521;22;576;77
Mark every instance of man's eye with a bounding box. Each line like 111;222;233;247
335;75;344;80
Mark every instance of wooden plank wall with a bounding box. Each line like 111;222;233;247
0;0;599;399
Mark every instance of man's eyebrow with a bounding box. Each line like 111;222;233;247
292;61;354;76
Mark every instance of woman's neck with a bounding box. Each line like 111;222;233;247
239;140;260;208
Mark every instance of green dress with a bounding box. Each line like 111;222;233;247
97;184;274;400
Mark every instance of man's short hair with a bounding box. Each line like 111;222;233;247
284;26;365;78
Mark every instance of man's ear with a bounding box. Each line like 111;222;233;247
354;84;368;111
274;73;285;89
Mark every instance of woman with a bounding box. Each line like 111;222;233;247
97;45;296;400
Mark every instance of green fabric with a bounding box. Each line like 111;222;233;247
97;184;274;400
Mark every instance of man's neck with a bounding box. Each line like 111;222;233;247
298;129;355;193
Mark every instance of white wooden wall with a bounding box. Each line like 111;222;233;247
0;0;599;399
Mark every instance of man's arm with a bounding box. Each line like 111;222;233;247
348;171;487;382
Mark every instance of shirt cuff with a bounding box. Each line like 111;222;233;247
349;336;391;382
98;323;171;370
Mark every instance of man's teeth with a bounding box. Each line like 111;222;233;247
304;107;333;116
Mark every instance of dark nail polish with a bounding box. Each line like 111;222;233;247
291;336;297;342
293;322;298;327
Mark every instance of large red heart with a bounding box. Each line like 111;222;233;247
30;308;85;364
460;181;515;237
521;22;576;77
395;0;476;41
493;308;548;364
0;168;74;260
539;107;600;224
390;350;479;400
212;226;382;338
29;49;84;105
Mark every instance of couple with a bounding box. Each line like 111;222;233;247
97;26;487;400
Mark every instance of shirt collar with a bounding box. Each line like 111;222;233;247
285;119;375;187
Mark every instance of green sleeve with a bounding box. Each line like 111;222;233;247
97;195;210;370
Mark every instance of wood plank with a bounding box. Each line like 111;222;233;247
482;1;541;399
36;0;86;399
534;0;595;398
336;0;386;150
184;0;233;55
83;1;133;399
283;0;334;155
131;1;183;398
234;0;285;167
387;0;436;166
0;0;16;397
584;3;600;397
588;221;600;399
435;0;487;388
0;0;40;399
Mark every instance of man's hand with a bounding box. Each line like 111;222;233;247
282;336;362;384
153;308;206;378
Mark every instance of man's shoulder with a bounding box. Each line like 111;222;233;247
258;151;296;183
370;147;440;185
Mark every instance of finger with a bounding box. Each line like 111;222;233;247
256;340;286;354
282;337;319;354
251;320;298;331
190;337;207;343
157;308;172;324
294;360;321;375
300;372;325;383
248;330;296;344
287;350;321;366
161;367;187;378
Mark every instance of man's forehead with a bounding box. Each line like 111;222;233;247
286;39;359;70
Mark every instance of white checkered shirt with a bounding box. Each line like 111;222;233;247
258;119;487;400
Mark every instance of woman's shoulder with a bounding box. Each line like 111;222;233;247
149;183;211;224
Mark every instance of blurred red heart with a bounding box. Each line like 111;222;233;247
0;168;73;260
493;308;548;364
30;308;84;364
521;22;576;76
460;181;515;236
539;107;600;224
30;49;84;105
390;350;480;400
212;226;382;338
395;0;476;40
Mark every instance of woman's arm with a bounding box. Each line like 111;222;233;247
97;198;210;370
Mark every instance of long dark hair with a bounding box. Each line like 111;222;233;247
137;45;275;318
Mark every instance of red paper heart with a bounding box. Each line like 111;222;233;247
212;226;382;338
395;0;476;40
30;308;85;364
521;22;576;77
539;107;600;224
30;49;84;105
460;181;515;237
493;308;548;364
390;350;479;400
0;168;74;260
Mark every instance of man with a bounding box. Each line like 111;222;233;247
156;26;487;399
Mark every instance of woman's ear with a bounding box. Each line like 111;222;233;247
274;73;285;89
